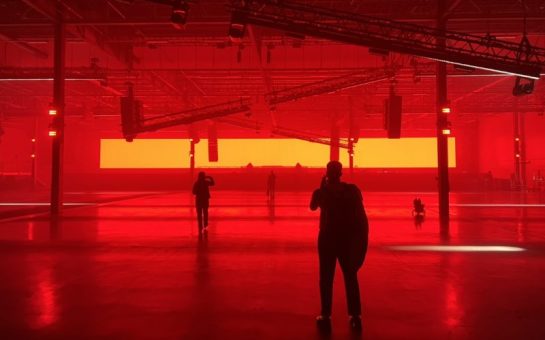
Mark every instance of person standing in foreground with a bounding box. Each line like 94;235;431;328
192;171;215;234
310;161;369;333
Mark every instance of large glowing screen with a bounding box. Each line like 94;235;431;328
100;138;456;168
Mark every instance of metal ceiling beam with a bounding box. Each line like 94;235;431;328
21;0;137;67
0;32;48;59
230;0;545;79
0;67;106;80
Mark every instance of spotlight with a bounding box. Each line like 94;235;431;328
442;129;451;135
512;77;535;96
171;1;189;30
229;11;246;43
48;130;57;137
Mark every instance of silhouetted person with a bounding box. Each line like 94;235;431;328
267;171;276;202
414;214;424;229
413;197;425;216
310;161;369;333
533;170;544;191
192;172;215;233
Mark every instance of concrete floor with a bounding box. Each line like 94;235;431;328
1;191;545;339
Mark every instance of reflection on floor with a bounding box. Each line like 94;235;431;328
1;191;545;339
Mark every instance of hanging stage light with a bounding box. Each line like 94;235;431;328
512;77;535;96
229;11;247;43
171;1;190;30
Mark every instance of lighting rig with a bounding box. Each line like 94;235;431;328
144;0;192;29
120;68;393;142
228;0;545;80
229;10;247;43
171;0;190;29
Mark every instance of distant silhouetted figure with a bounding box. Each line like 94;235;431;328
267;171;276;202
310;161;369;333
533;170;544;192
192;172;215;233
413;197;425;216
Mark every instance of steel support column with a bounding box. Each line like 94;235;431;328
50;1;65;215
190;139;196;179
513;102;526;190
520;108;527;190
436;0;450;228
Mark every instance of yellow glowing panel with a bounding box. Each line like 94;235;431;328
353;138;456;168
99;138;455;169
195;139;331;167
100;139;190;168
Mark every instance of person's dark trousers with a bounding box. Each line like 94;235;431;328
196;204;209;231
318;231;368;317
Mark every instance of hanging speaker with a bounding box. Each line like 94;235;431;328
208;123;218;162
120;97;142;142
384;95;402;139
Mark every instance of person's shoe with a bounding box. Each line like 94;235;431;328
316;315;331;333
349;315;362;332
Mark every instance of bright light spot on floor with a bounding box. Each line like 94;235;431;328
388;245;526;252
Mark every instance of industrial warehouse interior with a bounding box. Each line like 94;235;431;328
1;0;545;339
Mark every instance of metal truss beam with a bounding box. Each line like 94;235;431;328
129;66;389;138
217;117;348;148
266;68;393;106
230;0;545;79
272;126;348;148
137;98;251;132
